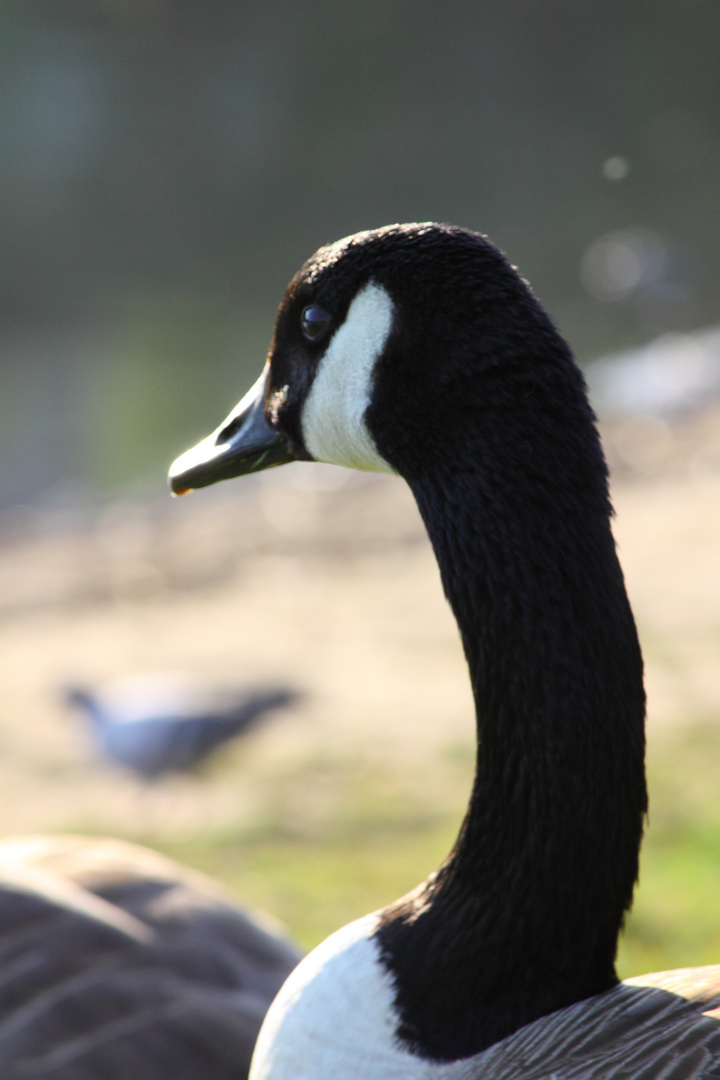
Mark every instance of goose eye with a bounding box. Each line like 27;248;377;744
301;305;331;343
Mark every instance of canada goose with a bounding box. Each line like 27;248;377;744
65;672;299;779
0;835;300;1080
169;223;720;1078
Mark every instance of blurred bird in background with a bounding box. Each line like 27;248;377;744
64;672;301;780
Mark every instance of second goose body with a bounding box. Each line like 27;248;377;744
169;223;720;1079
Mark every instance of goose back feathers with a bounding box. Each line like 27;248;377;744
0;836;300;1079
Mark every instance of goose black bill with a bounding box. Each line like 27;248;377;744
168;366;295;495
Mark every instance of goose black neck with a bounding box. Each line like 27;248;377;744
376;389;647;1062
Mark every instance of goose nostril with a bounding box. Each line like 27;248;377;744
216;415;245;444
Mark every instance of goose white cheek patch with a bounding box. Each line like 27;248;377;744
302;283;396;473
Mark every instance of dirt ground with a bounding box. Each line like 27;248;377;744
0;406;719;842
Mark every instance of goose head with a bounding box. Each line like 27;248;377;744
170;222;603;509
168;223;646;1073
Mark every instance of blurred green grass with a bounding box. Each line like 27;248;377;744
120;721;720;977
146;745;472;952
617;718;720;977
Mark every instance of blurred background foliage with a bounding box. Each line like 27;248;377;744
3;0;720;503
